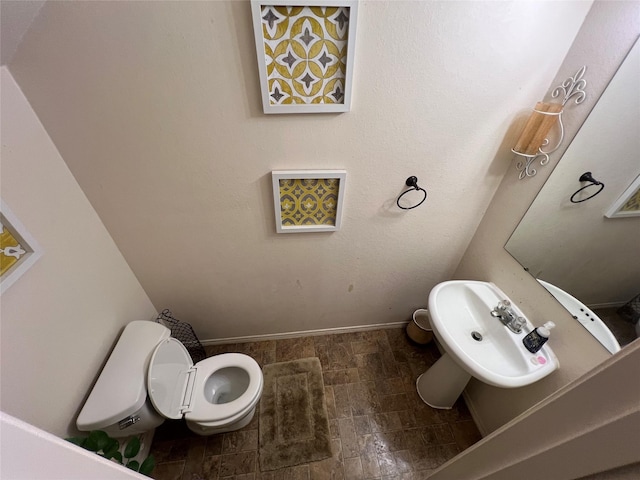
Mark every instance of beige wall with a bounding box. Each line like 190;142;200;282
1;1;639;476
506;38;639;307
0;67;157;437
453;0;640;436
7;0;590;341
430;341;640;480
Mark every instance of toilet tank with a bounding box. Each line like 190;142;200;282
76;320;170;435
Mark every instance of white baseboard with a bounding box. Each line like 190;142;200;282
200;321;408;346
462;390;489;437
588;301;626;310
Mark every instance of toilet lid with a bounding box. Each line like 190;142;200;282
147;337;195;420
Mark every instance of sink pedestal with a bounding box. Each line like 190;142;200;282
416;353;471;409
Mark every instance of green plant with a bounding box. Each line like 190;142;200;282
66;430;155;476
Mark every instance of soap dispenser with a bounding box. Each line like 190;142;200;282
523;321;556;353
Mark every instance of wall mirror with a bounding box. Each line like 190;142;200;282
505;37;640;354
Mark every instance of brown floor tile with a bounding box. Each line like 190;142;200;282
309;456;344;480
223;429;259;453
412;444;459;471
393;450;414;473
337;418;359;458
397;410;417;429
275;337;316;362
324;386;337;419
202;454;222;479
317;342;356;371
351;340;380;355
182;436;207;479
450;420;483;451
358;434;381;479
332;384;352;418
329;418;340;439
343;456;364;479
373;430;407;454
378;393;409;413
370;412;403;433
205;434;224;456
352;415;371;436
331;438;344;463
267;464;310;480
152;460;185;480
347;381;380;415
219;451;257;477
374;377;405;396
151;439;175;463
322;368;360;385
150;326;481;480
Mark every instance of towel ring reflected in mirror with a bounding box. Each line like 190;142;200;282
570;171;605;203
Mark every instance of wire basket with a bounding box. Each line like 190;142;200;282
156;309;207;363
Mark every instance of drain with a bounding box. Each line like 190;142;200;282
471;331;483;341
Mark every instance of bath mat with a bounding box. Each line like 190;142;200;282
259;357;332;471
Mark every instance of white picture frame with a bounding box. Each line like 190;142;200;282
251;0;358;114
272;170;346;233
1;200;43;294
605;174;640;218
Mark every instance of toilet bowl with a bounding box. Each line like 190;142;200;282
77;321;263;437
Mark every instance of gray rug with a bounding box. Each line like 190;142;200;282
259;357;332;471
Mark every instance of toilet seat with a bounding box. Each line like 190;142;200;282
147;338;262;424
186;353;263;424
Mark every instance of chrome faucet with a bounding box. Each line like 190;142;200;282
491;300;526;333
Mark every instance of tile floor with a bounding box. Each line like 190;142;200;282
593;307;637;347
150;327;482;480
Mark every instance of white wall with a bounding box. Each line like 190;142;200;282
0;67;157;437
7;0;591;341
0;412;147;480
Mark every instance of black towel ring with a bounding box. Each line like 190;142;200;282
397;176;427;210
570;172;605;203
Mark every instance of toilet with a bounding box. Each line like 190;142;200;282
76;320;263;437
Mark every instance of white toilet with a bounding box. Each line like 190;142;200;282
77;320;263;437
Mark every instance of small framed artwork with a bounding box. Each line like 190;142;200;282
1;200;43;294
272;170;346;233
605;174;640;218
251;0;358;114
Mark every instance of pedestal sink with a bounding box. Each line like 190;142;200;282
417;281;559;409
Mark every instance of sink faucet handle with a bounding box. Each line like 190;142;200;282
513;316;526;330
496;299;511;311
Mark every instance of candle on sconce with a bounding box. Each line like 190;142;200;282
512;102;563;156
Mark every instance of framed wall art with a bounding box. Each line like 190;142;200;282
272;170;346;233
251;0;358;114
605;174;640;218
1;200;43;294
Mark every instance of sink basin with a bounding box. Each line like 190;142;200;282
416;281;559;409
429;280;559;387
537;279;620;355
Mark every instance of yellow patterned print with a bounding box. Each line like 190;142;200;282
279;178;340;226
620;187;640;212
0;222;25;276
259;5;350;105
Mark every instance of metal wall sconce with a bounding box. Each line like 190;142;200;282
512;66;587;179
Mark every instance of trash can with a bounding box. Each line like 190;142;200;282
406;308;433;344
